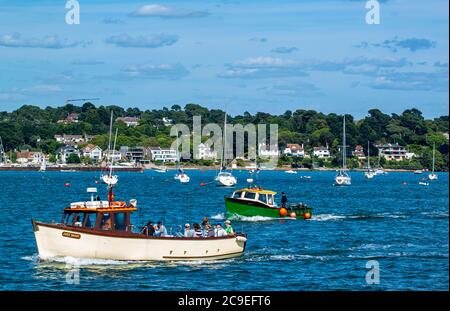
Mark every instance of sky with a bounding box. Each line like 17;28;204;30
0;0;448;118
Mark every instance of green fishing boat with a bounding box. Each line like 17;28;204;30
225;187;312;220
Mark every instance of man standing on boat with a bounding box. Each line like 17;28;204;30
281;192;288;208
154;221;168;237
224;220;234;236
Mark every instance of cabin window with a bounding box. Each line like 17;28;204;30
83;213;96;229
233;192;242;199
244;192;257;200
267;195;274;205
260;194;268;204
65;213;75;226
114;213;127;231
99;213;112;231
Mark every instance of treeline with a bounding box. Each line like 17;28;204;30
0;103;448;170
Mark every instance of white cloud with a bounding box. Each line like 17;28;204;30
0;33;90;49
131;4;209;18
105;33;178;48
120;63;189;79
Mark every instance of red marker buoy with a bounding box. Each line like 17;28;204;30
200;182;206;186
402;181;407;185
65;183;70;187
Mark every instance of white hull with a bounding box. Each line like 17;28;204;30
428;173;438;180
364;171;375;179
174;174;190;183
216;174;237;187
33;223;246;261
334;175;351;186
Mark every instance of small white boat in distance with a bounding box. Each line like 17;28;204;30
154;166;167;173
285;169;297;174
334;115;351;186
364;142;375;179
174;171;190;183
39;158;46;172
414;170;423;174
428;143;438;180
216;171;237;187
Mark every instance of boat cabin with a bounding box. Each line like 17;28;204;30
61;188;137;232
230;188;277;208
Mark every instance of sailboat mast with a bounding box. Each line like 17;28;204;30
367;141;370;169
221;112;227;171
107;111;113;161
432;143;436;173
342;115;347;170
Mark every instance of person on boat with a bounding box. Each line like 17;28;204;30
214;223;227;237
184;223;195;237
74;215;82;227
193;223;203;237
141;220;155;236
201;217;210;228
154;221;167;237
224;220;234;236
281;192;288;208
205;224;215;237
101;216;112;230
95;195;101;201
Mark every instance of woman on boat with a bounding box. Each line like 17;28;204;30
193;223;203;237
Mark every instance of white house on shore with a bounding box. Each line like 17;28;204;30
283;144;305;157
258;143;279;158
116;117;140;127
197;143;217;160
376;143;414;161
56;146;80;164
148;147;178;163
313;146;331;158
80;144;103;162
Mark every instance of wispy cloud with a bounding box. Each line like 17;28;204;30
218;56;308;79
102;17;125;24
105;34;178;48
271;46;298;54
369;70;448;92
263;82;323;97
119;63;190;79
357;37;437;52
0;33;90;49
72;60;105;66
0;92;26;102
249;37;268;43
19;84;62;95
131;4;209;18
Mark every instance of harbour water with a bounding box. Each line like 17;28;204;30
0;170;448;290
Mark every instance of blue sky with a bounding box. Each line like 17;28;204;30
0;0;448;118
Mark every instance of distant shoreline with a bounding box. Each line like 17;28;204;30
0;165;445;173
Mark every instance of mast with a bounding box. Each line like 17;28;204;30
367;141;370;169
221;111;227;172
432;143;436;174
107;111;113;163
342;115;347;170
0;136;5;164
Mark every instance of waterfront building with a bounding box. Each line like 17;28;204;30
120;146;146;164
352;145;365;159
148;147;178;163
283;144;305;157
313;146;331;158
197;143;217;160
258;143;279;158
56;146;80;164
81;144;103;162
376;143;413;161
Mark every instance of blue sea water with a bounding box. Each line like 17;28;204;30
0;170;448;291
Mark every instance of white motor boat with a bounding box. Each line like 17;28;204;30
216;171;237;187
334;115;351;186
285;169;297;174
174;172;190;183
414;170;423;174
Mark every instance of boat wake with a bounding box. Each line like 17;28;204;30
22;254;132;266
312;213;409;222
230;215;279;222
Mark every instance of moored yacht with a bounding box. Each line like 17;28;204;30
334;115;351;186
215;111;237;187
428;143;438;180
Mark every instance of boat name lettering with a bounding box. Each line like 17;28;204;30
62;232;81;239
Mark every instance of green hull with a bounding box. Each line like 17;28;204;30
225;197;312;220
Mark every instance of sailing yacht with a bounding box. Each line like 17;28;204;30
428;143;438;180
215;111;237;187
39;157;46;172
101;112;118;186
334;115;351;186
174;136;190;183
364;142;375;179
0;136;6;166
374;149;386;175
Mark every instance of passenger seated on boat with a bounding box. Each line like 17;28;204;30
184;224;195;237
141;221;155;236
100;214;112;230
193;223;203;237
214;224;227;237
281;192;288;208
224;220;234;236
154;221;167;237
205;224;215;237
74;215;82;227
